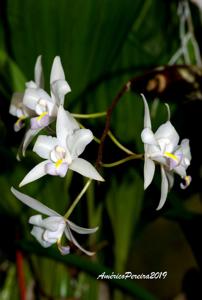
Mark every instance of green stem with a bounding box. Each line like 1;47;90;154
64;179;92;219
101;154;143;168
108;131;135;155
72;112;107;119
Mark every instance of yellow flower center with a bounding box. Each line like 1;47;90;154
185;175;191;186
55;159;63;168
164;152;178;162
15;115;26;126
37;111;48;121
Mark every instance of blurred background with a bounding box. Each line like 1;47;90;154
0;0;202;299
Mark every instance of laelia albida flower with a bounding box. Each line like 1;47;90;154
9;56;44;132
9;55;71;155
23;56;70;130
141;94;191;210
19;105;104;187
11;187;97;255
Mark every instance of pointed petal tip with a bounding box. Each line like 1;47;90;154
156;202;164;211
19;182;23;188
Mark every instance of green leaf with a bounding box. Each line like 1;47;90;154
106;170;143;272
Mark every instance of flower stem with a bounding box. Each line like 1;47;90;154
72;112;107;119
108;131;135;155
101;154;143;168
64;179;92;219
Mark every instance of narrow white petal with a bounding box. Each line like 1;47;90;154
34;55;44;88
67;129;93;159
11;187;59;216
22;128;41;156
69;158;104;181
156;166;169;210
166;170;174;189
65;227;95;256
164;103;171;121
56;107;79;146
141;94;151;129
141;128;156;145
144;157;155;189
33;135;58;159
50;56;65;83
19;160;49;187
68;220;98;234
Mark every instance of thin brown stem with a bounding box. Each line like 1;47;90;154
96;81;131;167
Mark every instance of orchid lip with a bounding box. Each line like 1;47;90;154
55;159;63;168
164;152;178;162
37;111;48;121
14;115;27;131
57;238;70;255
180;175;192;189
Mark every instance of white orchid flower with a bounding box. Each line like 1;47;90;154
141;94;191;210
23;56;70;130
11;187;98;255
21;56;71;156
9;56;43;132
19;106;104;187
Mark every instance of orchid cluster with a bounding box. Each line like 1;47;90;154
10;56;104;255
10;56;192;256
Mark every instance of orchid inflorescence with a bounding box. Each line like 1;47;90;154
10;56;192;256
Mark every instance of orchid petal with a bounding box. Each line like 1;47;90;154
180;139;191;161
69;158;104;181
68;220;98;234
141;128;157;145
9;92;24;116
43;219;66;241
26;81;38;89
58;244;70;255
173;165;186;177
51;80;71;106
29;215;43;227
67;129;93;159
50;56;65;83
166;171;174;189
30;114;50;129
141;93;151;129
65;227;95;256
11;187;59;216
31;226;52;247
156;166;168;210
19;160;49;187
45;162;68;177
33;135;58;159
56;106;79;146
34;55;44;88
29;215;64;232
155;121;179;151
23;88;52;110
164;103;171;121
22;128;41;156
144;157;155;189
